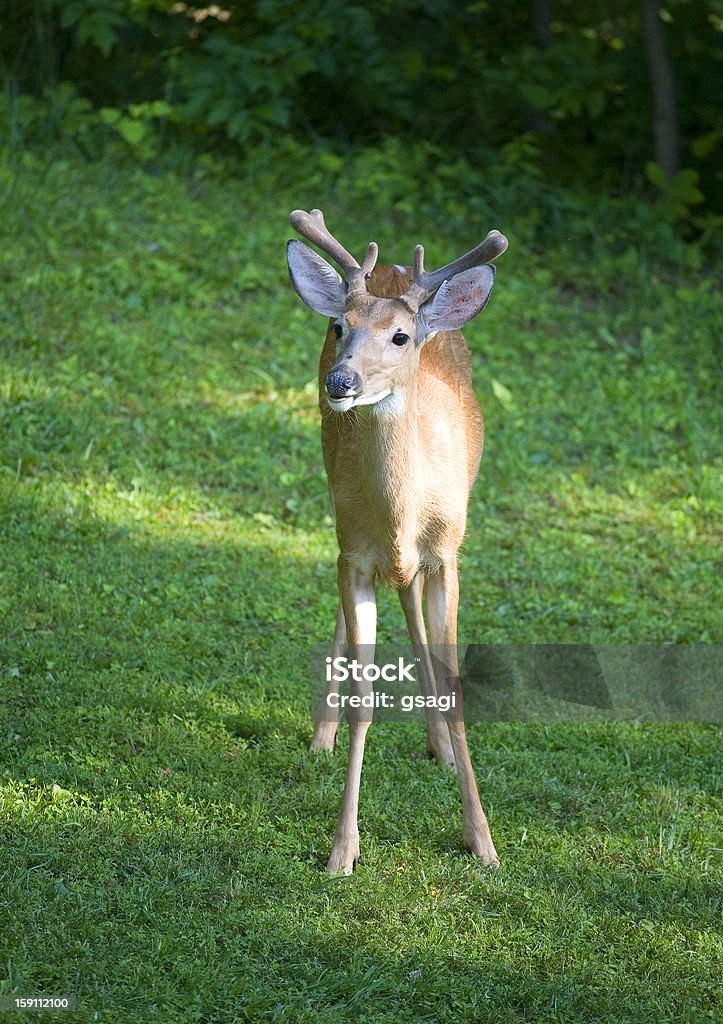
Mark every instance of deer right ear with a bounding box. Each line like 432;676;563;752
417;265;495;337
287;240;348;317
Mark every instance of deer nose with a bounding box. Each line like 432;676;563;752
325;368;361;399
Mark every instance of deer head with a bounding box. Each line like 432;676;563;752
287;209;508;413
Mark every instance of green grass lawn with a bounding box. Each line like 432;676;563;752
0;150;721;1023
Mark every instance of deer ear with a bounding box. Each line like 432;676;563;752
417;265;495;335
287;240;348;317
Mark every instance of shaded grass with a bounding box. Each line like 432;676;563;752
0;151;721;1022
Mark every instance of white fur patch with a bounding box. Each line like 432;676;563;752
327;396;355;412
372;390;406;417
353;598;377;645
352;389;392;407
327;389;404;415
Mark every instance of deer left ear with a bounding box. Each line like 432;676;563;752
417;265;495;337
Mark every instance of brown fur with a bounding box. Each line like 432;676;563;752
306;254;500;873
319;264;484;588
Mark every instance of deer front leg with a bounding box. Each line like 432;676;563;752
311;602;346;752
398;573;455;767
426;559;499;867
326;558;376;876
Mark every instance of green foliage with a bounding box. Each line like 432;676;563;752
646;162;705;221
510;33;617;121
98;99;172;158
57;0;130;55
1;0;722;227
0;83;172;160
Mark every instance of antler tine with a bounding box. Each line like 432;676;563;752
289;208;378;295
357;242;379;288
403;229;508;310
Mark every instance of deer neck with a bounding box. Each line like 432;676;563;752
356;384;422;530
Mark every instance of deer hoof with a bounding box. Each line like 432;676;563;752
427;740;457;771
426;724;456;770
326;834;361;876
310;722;338;752
464;830;500;869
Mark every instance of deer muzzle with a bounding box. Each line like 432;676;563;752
325;367;362;408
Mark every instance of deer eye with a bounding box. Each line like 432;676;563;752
392;331;409;346
333;323;343;339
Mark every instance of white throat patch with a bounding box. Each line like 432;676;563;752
371;390;406;417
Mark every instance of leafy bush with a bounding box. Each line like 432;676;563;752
0;0;720;220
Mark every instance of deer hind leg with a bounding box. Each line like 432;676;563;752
425;558;499;867
326;558;376;876
398;572;455;768
311;601;346;752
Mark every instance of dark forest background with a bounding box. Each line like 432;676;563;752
1;1;721;253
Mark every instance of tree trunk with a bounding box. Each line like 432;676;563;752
640;0;679;180
531;0;553;49
530;0;554;135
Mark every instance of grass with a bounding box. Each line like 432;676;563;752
0;147;721;1023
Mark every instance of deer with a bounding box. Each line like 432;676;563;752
287;208;508;875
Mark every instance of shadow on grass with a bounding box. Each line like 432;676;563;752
0;491;324;785
1;455;719;1023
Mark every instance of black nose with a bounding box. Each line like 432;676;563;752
325;368;361;399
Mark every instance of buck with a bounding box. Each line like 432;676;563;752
287;208;508;875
